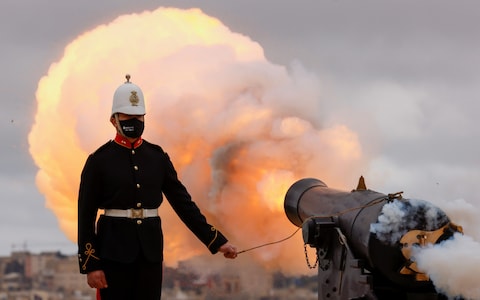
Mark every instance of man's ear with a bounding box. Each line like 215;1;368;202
110;115;117;128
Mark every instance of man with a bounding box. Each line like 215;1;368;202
77;75;238;300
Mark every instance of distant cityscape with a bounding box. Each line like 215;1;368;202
0;250;318;300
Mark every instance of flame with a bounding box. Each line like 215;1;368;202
28;7;364;274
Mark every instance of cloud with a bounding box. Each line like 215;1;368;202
28;7;365;274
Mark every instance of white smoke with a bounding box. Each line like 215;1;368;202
413;198;480;300
370;198;449;245
413;233;480;300
436;198;480;241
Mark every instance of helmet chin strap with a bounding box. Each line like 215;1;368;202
114;113;125;136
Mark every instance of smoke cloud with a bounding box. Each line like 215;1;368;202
413;233;480;299
28;7;364;274
370;198;449;245
415;198;480;299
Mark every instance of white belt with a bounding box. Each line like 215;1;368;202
104;208;158;219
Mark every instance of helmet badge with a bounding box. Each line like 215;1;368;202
129;91;139;106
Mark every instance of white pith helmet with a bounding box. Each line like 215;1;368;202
111;74;146;116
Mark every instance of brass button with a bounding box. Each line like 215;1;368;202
134;166;139;171
132;150;135;155
136;183;141;188
137;220;142;225
136;203;142;208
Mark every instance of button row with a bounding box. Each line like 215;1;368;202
132;151;140;225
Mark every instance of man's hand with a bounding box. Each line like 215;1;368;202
218;243;238;259
87;270;108;289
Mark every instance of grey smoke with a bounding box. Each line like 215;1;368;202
370;198;449;245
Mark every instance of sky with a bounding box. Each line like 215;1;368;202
1;0;480;284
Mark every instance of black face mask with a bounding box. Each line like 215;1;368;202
119;118;144;138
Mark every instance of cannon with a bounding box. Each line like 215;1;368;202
284;177;463;300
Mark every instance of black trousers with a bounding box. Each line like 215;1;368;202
99;254;162;300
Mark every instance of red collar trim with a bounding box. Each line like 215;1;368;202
114;133;143;149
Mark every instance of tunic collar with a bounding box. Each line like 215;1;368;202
114;133;143;149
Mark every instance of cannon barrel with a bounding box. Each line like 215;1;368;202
284;177;462;300
284;177;387;267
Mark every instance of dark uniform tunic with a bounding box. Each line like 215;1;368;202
77;134;228;276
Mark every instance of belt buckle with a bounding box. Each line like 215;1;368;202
130;208;144;219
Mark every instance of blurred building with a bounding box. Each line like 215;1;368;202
0;251;95;300
0;250;316;300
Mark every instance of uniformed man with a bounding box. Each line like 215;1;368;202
77;75;238;300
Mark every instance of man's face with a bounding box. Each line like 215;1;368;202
110;113;145;137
